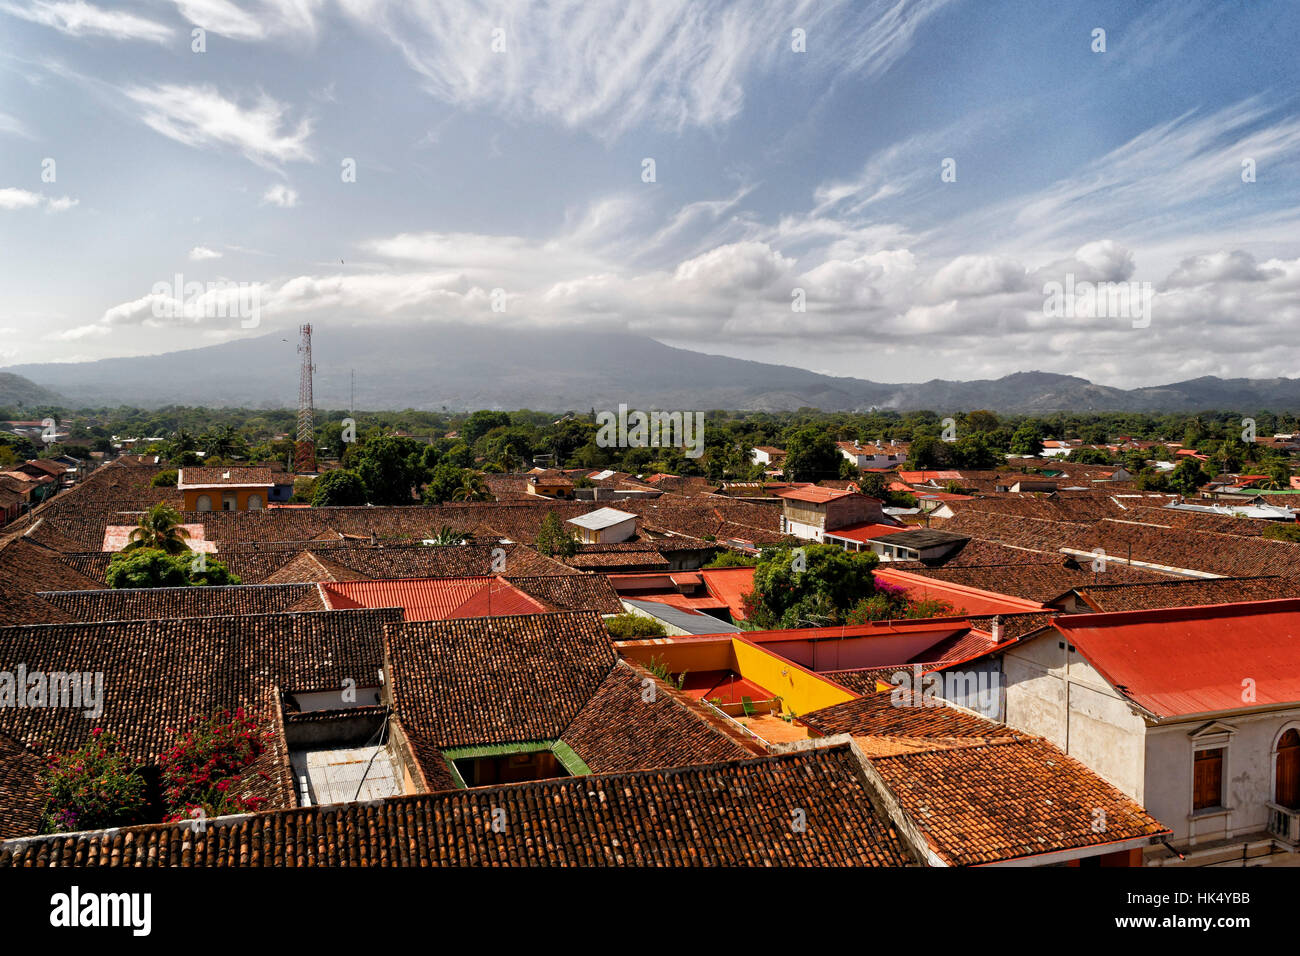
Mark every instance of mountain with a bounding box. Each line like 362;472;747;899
0;372;65;409
6;324;1300;413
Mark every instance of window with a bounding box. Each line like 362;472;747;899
1194;747;1224;811
222;493;236;511
248;494;263;510
1276;729;1300;810
195;494;212;511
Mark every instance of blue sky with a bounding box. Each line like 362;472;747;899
1;0;1299;387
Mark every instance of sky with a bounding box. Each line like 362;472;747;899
1;0;1299;388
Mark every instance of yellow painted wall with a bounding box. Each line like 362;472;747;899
729;638;854;718
184;487;268;511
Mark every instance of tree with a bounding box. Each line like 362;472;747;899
1168;458;1211;496
1263;524;1300;543
151;469;178;488
451;472;491;501
742;544;879;629
427;525;470;545
354;434;426;505
536;511;578;559
782;427;842;482
123;503;189;555
311;469;367;506
38;729;147;834
423;463;468;505
1009;423;1043;457
463;410;512;444
106;549;240;588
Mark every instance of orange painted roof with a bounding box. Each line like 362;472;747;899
777;486;857;503
873;568;1046;616
700;567;756;620
1053;599;1300;717
320;576;549;621
824;522;909;544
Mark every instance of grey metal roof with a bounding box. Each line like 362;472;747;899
623;599;741;635
567;507;637;531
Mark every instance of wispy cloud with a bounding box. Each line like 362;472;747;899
338;0;957;138
189;245;224;260
123;84;315;167
0;0;175;43
169;0;326;41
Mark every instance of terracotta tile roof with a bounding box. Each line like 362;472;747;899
177;467;275;488
0;745;914;867
385;610;617;748
321;576;550;621
504;574;624;614
1070;576;1298;612
938;510;1300;578
895;562;1172;604
0;538;103;627
560;660;761;772
566;549;671;571
0;733;45;840
869;737;1169;865
0;608;399;769
802;691;1010;739
38;583;326;621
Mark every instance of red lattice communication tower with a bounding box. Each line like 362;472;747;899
294;323;317;473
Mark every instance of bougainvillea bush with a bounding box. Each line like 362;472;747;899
39;728;148;834
158;708;272;823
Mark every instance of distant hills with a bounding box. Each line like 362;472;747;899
6;323;1300;414
0;372;65;409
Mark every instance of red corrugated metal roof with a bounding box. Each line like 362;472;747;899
1054;599;1300;718
825;522;909;544
320;577;549;622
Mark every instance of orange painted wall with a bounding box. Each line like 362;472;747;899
183;487;269;511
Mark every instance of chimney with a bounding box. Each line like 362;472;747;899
990;615;1001;642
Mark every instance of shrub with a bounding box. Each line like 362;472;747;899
106;549;240;588
606;613;667;640
158;708;272;823
151;469;178;487
39;729;148;834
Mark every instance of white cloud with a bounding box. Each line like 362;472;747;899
0;188;42;210
189;245;224;261
261;183;299;207
0;0;174;42
0;187;77;211
337;0;955;138
170;0;325;41
124;84;314;167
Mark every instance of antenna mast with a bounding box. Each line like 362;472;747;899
295;323;317;473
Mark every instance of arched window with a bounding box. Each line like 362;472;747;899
248;494;263;510
1277;729;1300;810
196;494;212;512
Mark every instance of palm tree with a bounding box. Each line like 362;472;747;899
123;503;190;555
427;525;470;545
451;473;491;502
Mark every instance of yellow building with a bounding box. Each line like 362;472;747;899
177;466;275;512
